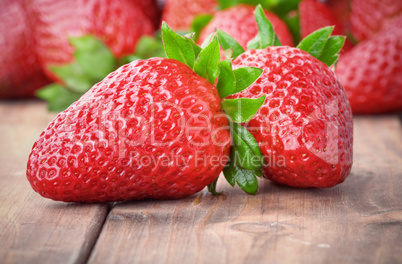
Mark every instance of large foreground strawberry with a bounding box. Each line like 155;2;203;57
335;18;402;114
26;23;267;201
218;6;353;188
0;0;50;98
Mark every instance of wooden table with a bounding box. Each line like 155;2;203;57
1;101;401;264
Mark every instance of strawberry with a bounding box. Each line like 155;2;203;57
26;22;267;201
198;4;294;50
0;0;50;98
219;6;353;188
350;0;402;42
335;18;402;114
162;0;218;31
132;0;162;29
299;0;353;53
29;0;155;82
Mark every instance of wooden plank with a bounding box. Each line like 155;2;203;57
0;101;109;264
89;115;402;264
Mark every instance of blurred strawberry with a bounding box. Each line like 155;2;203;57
132;0;162;29
350;0;402;42
162;0;217;31
299;0;353;52
325;0;352;33
29;0;155;82
198;4;293;51
336;18;402;114
0;0;51;98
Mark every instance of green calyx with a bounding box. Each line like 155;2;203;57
162;22;266;196
216;0;301;15
37;33;166;112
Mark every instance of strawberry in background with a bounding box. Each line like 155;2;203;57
350;0;402;42
162;0;217;31
198;4;294;50
0;0;51;98
336;18;402;114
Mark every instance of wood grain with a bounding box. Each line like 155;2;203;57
0;101;109;264
89;116;402;264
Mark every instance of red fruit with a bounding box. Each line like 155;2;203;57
336;19;402;114
350;0;402;42
199;5;293;49
299;0;353;53
131;0;162;29
26;58;231;202
162;0;217;30
228;47;353;188
0;0;50;98
29;0;154;82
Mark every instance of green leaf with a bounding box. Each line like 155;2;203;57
231;122;264;170
217;0;239;9
223;149;258;194
217;60;236;98
49;63;93;93
207;177;223;195
216;29;245;59
318;36;345;67
221;95;266;123
161;22;199;68
36;83;82;112
253;169;263;177
68;35;116;81
232;67;263;94
193;35;220;84
191;14;213;41
296;26;334;59
271;0;301;16
247;5;281;50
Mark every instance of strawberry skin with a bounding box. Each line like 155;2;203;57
162;0;218;30
199;5;293;48
26;58;231;202
299;0;353;53
229;47;353;188
350;0;402;42
0;0;50;98
29;0;154;82
336;18;402;114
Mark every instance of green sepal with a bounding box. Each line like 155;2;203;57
221;95;266;123
207;177;223;195
48;63;93;93
231;122;264;170
223;149;258;195
191;14;214;41
296;26;333;59
247;5;281;50
68;35;116;81
217;61;263;98
36;83;82;112
217;60;236;98
318;36;345;67
193;35;220;84
161;22;200;68
216;29;245;59
232;67;263;94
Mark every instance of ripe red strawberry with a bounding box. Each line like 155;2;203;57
229;46;353;188
162;0;218;30
0;0;50;98
26;58;231;202
335;18;402;114
299;0;353;53
199;4;293;49
29;0;154;82
350;0;402;42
